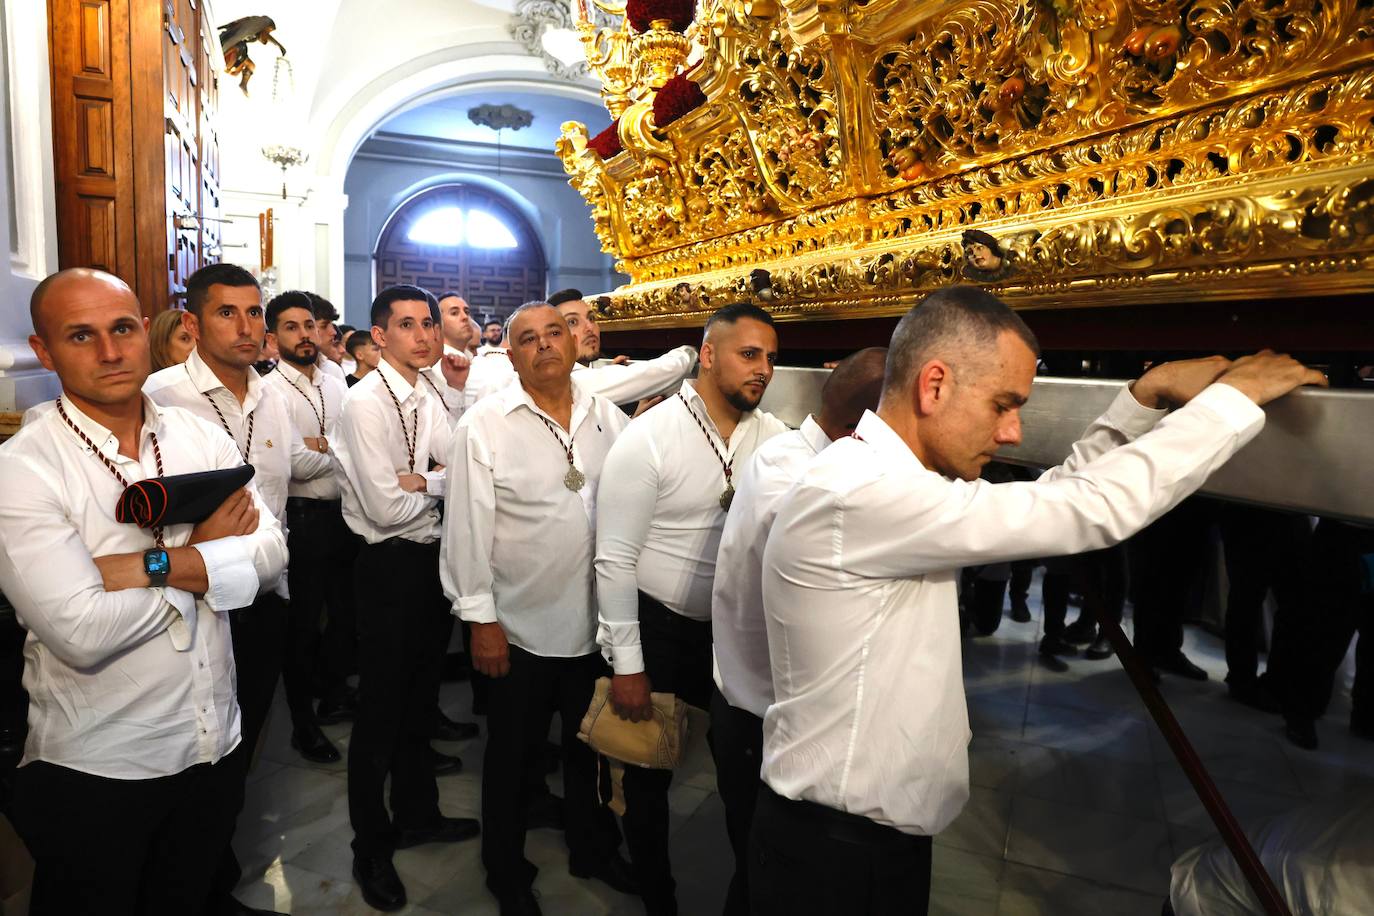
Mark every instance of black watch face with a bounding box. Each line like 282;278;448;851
146;550;170;577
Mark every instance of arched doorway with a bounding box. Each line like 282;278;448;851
374;184;547;323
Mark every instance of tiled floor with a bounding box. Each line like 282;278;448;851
232;593;1373;915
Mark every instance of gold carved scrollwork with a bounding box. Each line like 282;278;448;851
557;0;1374;326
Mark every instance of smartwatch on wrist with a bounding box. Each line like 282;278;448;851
143;548;171;587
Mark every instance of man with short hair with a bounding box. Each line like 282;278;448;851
145;263;330;915
444;302;635;915
439;292;474;354
595;302;789;915
336;285;480;912
750;285;1326;916
1;268;286;915
709;346;887;915
345;329;380;386
306;292;349;381
263;291;357;763
483;319;504;347
551;289;698;407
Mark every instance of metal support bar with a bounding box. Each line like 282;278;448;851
1091;607;1293;916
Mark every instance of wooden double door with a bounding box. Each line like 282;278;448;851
48;0;222;315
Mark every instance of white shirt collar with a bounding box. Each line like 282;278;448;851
184;347;266;412
274;358;321;389
853;410;926;474
499;375;595;430
57;392;168;454
375;355;426;407
798;414;831;454
677;379;762;447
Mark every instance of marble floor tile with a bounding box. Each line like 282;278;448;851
1021;701;1152;762
1155;766;1305;833
995;863;1163;916
970;697;1028;743
939;785;1013;859
237;860;448;915
1004;795;1174;895
967;736;1028;792
1013;744;1165;822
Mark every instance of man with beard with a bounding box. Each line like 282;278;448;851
1;268;286;916
144;264;331;916
483;319;504;347
595;302;788;915
550;289;697;409
335;285;480;912
263;291;357;763
444;302;635;915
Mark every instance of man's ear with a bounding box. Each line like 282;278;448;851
699;340;715;372
370;325;385;350
28;334;54;373
914;360;950;415
182;310;201;342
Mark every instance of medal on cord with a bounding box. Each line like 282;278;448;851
535;413;586;491
677;393;735;510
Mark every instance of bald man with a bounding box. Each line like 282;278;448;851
708;347;887;915
594;302;789;914
0;269;287;916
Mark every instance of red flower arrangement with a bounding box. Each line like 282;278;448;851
626;0;695;32
587;120;624;159
653;72;706;127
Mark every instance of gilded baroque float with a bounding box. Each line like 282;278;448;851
556;0;1374;327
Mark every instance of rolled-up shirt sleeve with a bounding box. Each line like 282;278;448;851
578;345;698;407
838;383;1264;581
442;418;498;624
0;455;180;670
594;427;660;675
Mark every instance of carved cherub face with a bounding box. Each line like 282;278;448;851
965;242;1002;270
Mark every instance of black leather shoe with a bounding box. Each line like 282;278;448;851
212;895;288;916
395;815;482;849
433;709;480;742
1037;645;1069;673
290;725;341;763
496;887;543;916
353;855;406;912
1151;651;1209;682
316;689;359;725
570;852;638;894
1062;618;1097;645
431;747;464;776
1040;635;1079;657
1084;633;1114;660
1227;679;1280;714
1009;599;1031;623
1285;719;1318;751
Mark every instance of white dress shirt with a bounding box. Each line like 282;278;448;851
573;345;698;406
422;344;471;423
462;346;518;412
442;378;629;658
761;384;1266;836
712;415;831;718
0;395;287;779
317;355;347;381
145;348;331;529
595;380;789;675
263;360;347;500
335;356;453;545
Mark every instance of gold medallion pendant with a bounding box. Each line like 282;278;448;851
565;467;587;491
720;484;735;511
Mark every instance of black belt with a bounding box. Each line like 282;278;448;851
286;497;341;513
758;784;927;852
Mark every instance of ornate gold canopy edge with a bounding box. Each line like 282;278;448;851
557;0;1374;328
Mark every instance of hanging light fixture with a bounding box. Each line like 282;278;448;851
260;56;308;199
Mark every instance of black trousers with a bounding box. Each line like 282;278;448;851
1041;567;1072;638
1282;520;1374;726
13;746;244;916
349;538;447;858
482;646;613;893
1217;505;1310;687
214;590;288;896
749;784;932;916
622;593;714;908
284;497;358;727
709;687;764;916
1132;499;1215;660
